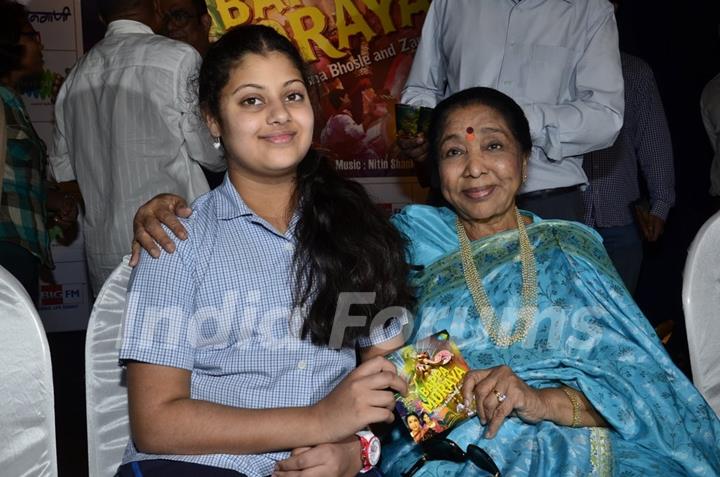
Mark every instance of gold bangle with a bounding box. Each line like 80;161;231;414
561;387;582;428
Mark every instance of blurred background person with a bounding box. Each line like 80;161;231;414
0;0;77;305
50;0;224;296
583;53;675;294
584;0;675;296
158;0;224;189
158;0;210;57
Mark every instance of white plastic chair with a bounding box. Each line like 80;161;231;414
0;265;58;476
682;210;720;417
85;256;132;477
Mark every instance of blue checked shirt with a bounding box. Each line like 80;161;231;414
119;176;403;476
583;53;675;227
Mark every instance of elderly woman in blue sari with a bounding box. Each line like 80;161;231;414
380;87;720;476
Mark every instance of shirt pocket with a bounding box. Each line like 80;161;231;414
6;124;30;141
5;125;42;169
527;44;577;104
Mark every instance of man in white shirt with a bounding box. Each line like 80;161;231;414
50;0;224;295
398;0;624;221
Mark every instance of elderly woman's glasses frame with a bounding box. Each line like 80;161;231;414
401;436;501;477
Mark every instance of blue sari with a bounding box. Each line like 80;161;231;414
380;205;720;476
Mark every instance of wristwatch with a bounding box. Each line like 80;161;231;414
355;430;381;473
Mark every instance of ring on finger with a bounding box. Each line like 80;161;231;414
493;388;507;403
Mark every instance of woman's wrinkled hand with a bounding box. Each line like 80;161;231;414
130;193;192;266
462;365;548;439
272;436;362;477
311;356;407;443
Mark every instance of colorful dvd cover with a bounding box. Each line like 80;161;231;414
386;330;474;443
417;106;434;135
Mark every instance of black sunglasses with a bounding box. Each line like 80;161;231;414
402;436;501;477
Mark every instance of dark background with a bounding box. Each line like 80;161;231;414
616;0;720;371
50;0;720;475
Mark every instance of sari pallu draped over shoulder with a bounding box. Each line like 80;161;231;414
380;205;720;477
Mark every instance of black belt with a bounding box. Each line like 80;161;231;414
517;184;582;200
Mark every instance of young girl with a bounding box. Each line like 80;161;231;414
118;25;413;477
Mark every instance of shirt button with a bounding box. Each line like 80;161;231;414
284;242;294;252
297;360;307;370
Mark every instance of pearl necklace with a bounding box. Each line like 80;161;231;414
455;207;538;347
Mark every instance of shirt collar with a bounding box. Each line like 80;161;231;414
215;174;255;220
105;19;154;37
215;174;301;239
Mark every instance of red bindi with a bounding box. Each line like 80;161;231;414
466;126;475;141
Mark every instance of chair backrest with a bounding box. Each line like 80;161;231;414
85;256;132;477
682;210;720;417
0;265;57;476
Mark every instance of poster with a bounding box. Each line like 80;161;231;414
23;0;92;331
205;0;430;181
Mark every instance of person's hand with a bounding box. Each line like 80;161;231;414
130;193;192;266
637;211;665;242
272;436;362;477
46;186;79;229
461;365;547;439
53;194;78;228
50;193;78;228
311;356;407;443
396;134;431;187
396;133;429;163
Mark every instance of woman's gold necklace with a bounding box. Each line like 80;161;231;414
456;207;538;347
